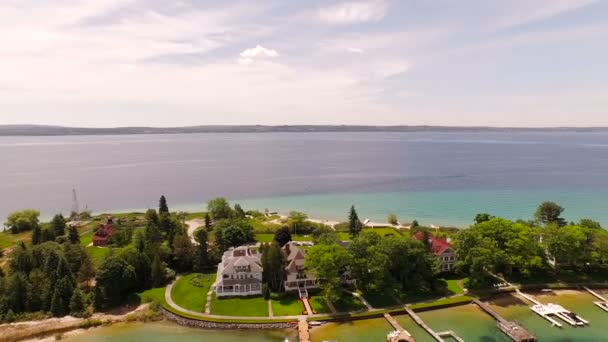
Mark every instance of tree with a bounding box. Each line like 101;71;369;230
172;233;194;272
94;256;137;309
207;198;233;220
5;210;40;234
69;288;87;317
288;211;308;235
41;227;55;243
543;225;587;268
388;213;398;225
50;276;73;317
68;226;80;244
306;244;353;303
474;213;494;224
234;204;246;219
150;254;165;287
51;214;66;237
535;202;566;226
31;225;42;245
579;219;602;230
348;205;362;237
159;195;169;214
274;226;292;247
260;242;286;291
118;247;152;290
193;229;209;272
411;220;419;229
213;219;255;252
204;213;212;231
262;283;270;300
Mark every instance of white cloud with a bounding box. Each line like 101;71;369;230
346;47;364;53
318;1;388;25
239;45;279;58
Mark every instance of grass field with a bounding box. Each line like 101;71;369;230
255;233;314;243
445;279;465;295
362;291;399;308
87;246;112;266
171;273;216;312
334;295;366;312
138;286;166;304
309;294;332;314
80;231;93;246
0;231;30;249
211;294;269;317
270;293;305;316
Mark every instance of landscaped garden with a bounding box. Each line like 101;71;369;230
309;294;332;314
172;273;216;312
211;294;269;317
333;295;367;312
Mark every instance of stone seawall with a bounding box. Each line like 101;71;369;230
163;309;296;330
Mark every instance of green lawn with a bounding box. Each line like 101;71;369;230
80;231;93;246
444;279;465;295
270;293;305;316
361;291;399;308
309;294;331;314
86;246;112;266
185;212;207;220
255;234;314;243
138;287;167;304
0;231;29;249
211;294;269;317
333;295;366;312
171;273;216;312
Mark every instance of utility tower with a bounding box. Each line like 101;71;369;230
71;188;80;217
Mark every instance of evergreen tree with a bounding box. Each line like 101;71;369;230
50;276;74;317
41;228;55;243
150;254;165;287
69;288;86;317
274;226;292;247
159;196;169;214
348;205;362;237
234;204;246;219
51;214;66;237
193;229;209;272
6;273;28;313
261;242;285;291
31;225;42;245
43;250;61;285
204;213;212;231
171;234;194;272
68;226;80;244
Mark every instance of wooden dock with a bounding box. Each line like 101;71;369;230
384;313;415;342
298;318;310;342
583;287;608;312
472;299;536;342
404;307;464;342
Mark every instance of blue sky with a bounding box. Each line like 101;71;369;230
0;0;607;127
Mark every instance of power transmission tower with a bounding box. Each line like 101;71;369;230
71;188;80;218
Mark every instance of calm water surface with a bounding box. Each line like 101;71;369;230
2;132;608;225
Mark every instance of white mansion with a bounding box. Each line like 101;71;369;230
215;246;263;297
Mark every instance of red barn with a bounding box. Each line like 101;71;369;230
93;217;115;246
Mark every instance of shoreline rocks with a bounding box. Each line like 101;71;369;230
163;309;296;330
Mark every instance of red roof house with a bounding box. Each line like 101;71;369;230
93;217;115;246
413;231;456;272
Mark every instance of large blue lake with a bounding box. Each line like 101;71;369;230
1;132;608;226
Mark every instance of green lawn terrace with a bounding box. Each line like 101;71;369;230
172;273;216;312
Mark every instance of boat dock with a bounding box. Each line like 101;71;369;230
384;313;415;342
404;307;464;342
516;290;588;328
584;287;608;312
298;318;310;342
472;299;536;342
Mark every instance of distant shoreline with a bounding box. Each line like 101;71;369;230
2;124;608;136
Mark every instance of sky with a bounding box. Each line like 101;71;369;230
0;0;607;127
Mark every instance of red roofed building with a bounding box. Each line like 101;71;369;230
93;217;115;246
413;231;456;272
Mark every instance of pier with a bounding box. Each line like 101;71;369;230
584;287;608;312
516;290;588;328
298;318;310;342
383;313;415;342
404;307;464;342
472;299;536;342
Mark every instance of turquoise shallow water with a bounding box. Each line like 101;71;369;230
232;188;608;227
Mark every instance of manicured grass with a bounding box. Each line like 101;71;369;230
409;295;472;310
211;294;269;317
333;295;366;312
80;231;93;246
362;291;399;308
309;295;332;314
0;231;30;249
445;279;465;295
171;273;216;312
185;212;207;220
270;293;305;316
255;234;314;243
87;246;112;266
138;287;167;304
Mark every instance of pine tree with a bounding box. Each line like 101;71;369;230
159;196;169;214
31;225;42;245
51;214;66;237
68;225;80;244
204;213;212;231
69;288;86;317
193;229;209;272
150;255;165;287
348;205;362;237
234;204;246;218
